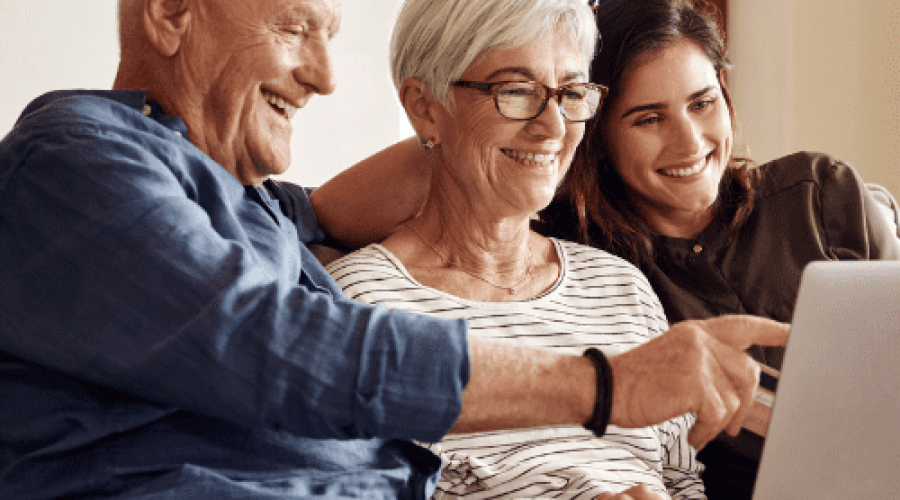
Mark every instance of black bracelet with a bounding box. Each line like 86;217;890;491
582;347;613;437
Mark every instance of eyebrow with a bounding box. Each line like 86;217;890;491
276;6;340;39
484;66;586;83
619;85;716;119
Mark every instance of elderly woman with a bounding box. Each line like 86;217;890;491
325;0;703;498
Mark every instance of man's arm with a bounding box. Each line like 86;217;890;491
310;137;432;249
450;340;596;433
0;109;468;444
455;315;789;450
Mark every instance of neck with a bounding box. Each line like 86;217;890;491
114;59;194;133
114;61;257;186
413;196;535;277
640;202;719;240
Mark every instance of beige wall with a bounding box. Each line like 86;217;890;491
0;0;409;188
729;0;900;198
7;1;896;196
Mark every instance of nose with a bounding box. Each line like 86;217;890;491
527;97;567;140
295;38;337;96
670;114;705;156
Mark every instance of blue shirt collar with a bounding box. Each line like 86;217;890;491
17;90;188;138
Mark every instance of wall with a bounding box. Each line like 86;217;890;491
6;1;898;197
0;0;410;188
729;0;900;198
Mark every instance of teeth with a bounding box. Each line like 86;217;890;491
660;162;704;178
262;91;298;119
501;148;557;166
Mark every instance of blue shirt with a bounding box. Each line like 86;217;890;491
0;90;469;499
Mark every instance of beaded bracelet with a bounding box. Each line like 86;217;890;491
582;347;613;437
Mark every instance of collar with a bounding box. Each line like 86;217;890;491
20;89;190;139
134;94;189;138
652;207;732;262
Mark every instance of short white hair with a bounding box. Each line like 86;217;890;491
390;0;598;107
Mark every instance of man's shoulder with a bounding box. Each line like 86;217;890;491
13;90;147;131
265;180;330;245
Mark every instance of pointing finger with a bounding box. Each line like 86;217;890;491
700;315;790;351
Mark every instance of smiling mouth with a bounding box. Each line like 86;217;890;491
262;90;298;120
658;157;709;178
501;148;558;166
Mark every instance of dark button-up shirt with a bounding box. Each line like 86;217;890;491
538;151;900;498
0;90;469;499
647;152;900;370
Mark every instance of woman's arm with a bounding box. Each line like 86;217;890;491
310;137;434;249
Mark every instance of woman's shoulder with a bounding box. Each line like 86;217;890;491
555;239;650;283
557;238;632;265
324;243;393;276
754;151;861;198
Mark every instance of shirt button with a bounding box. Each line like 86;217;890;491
693;244;703;254
142;104;152;116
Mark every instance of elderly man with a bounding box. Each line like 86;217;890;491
0;0;787;498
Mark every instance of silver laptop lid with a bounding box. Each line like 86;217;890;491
753;261;900;499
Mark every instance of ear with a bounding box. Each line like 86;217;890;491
143;0;192;57
399;77;443;145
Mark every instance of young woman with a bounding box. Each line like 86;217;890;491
536;1;900;497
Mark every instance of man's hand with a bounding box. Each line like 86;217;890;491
595;485;667;500
608;315;790;450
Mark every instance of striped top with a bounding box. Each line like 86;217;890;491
327;239;705;499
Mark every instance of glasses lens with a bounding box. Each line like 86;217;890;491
560;84;601;122
496;82;545;120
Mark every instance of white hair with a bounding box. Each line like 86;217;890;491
390;0;598;107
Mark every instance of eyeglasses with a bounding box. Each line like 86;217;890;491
451;80;608;122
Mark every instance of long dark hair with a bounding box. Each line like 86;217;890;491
542;0;757;268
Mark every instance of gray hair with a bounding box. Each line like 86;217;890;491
390;0;598;108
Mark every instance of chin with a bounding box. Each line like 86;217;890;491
251;152;292;179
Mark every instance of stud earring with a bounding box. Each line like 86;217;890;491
420;137;436;150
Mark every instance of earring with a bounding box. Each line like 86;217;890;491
420;137;436;150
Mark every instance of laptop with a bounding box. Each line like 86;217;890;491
752;261;900;499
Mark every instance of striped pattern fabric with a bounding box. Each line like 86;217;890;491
327;239;705;499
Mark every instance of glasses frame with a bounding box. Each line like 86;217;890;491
451;80;609;122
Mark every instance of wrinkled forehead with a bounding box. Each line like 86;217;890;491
246;0;342;37
299;0;341;36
